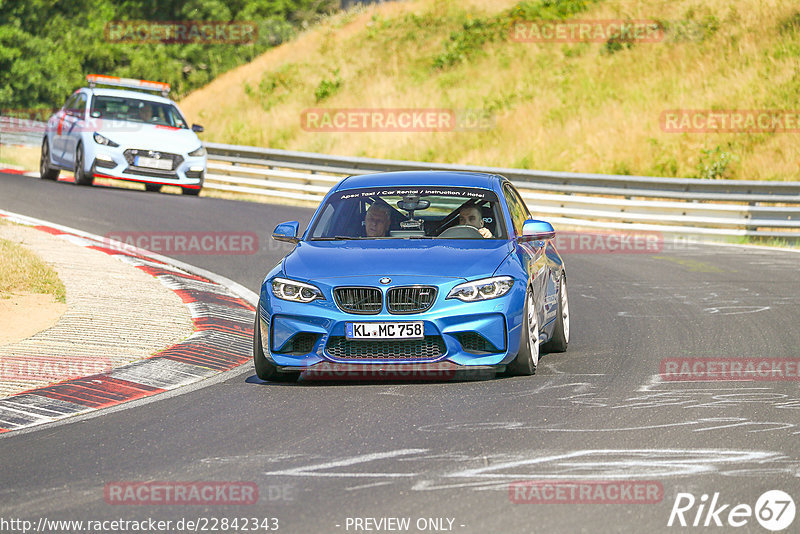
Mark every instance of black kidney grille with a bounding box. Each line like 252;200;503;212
325;336;445;360
334;287;382;314
387;286;437;313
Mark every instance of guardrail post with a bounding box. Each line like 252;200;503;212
745;200;757;236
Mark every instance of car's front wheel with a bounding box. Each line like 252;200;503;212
507;287;539;376
253;315;300;383
73;144;94;186
543;274;569;353
39;139;59;180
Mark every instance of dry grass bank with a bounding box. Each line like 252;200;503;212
177;0;800;180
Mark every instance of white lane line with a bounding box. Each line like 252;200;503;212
113;255;189;275
156;274;238;295
109;359;218;389
0;396;94;429
0;395;90;416
57;234;96;247
186;302;253;322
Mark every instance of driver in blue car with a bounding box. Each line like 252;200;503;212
458;205;492;238
365;203;391;237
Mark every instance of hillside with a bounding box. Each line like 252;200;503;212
180;0;800;180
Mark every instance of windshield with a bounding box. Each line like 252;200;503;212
308;186;507;240
89;95;188;128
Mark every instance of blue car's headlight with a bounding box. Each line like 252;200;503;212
93;132;119;147
447;276;514;302
188;146;206;157
271;277;325;303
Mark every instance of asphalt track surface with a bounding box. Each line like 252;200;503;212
1;172;799;533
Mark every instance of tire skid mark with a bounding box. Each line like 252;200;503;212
256;448;800;493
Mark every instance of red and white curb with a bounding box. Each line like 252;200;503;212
0;165;38;177
0;210;257;433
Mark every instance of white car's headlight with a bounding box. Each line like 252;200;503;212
188;146;206;157
271;277;325;303
93;132;119;147
447;276;514;302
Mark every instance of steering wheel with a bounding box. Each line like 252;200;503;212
437;225;484;239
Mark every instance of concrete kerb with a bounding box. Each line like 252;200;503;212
0;209;258;433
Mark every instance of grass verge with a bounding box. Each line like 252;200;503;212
0;225;66;303
0;145;39;171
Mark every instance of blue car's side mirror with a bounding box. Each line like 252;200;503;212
521;219;556;240
272;221;300;243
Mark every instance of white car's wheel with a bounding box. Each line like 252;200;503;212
39;139;59;180
73;144;94;186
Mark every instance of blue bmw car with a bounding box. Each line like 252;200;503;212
254;171;569;381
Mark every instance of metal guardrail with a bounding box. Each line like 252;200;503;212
3;125;798;239
204;142;800;240
0;117;45;147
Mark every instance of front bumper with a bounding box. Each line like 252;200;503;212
91;148;205;188
294;361;500;381
258;278;527;369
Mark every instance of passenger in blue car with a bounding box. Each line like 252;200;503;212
459;205;493;238
364;203;391;237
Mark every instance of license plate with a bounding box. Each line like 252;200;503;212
346;322;424;340
135;155;172;170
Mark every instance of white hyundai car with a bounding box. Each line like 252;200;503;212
40;74;206;195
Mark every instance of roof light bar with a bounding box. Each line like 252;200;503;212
86;74;171;96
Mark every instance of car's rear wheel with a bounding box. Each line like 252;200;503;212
543;274;569;353
181;186;201;196
39;139;59;180
507;287;539;376
253;315;300;383
145;183;162;193
73;144;94;186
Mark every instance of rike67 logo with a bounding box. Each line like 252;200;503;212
668;490;795;531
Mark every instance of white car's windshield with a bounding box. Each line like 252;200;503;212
308;186;507;240
90;95;188;129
